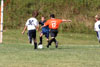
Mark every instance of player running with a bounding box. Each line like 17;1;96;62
43;14;71;48
22;11;39;49
38;16;49;47
94;14;100;43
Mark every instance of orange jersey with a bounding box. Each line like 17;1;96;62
44;19;62;29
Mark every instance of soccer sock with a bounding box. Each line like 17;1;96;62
29;38;32;44
39;37;42;44
48;38;54;45
53;38;57;43
34;42;37;49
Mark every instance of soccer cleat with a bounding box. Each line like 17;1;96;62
55;41;58;48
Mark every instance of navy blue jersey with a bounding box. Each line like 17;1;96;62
39;20;49;32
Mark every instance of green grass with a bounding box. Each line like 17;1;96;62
0;30;100;67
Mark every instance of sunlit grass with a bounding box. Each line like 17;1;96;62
0;30;100;67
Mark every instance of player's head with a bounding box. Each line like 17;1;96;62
41;16;45;21
95;14;100;21
50;14;55;18
32;10;39;17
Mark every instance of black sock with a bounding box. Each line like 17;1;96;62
34;42;37;49
53;38;57;43
39;37;42;44
29;38;32;44
48;38;54;45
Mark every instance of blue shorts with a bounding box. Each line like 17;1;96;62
41;30;49;39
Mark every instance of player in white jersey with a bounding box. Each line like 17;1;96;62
94;14;100;43
22;11;39;49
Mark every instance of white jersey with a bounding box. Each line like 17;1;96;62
25;17;39;30
94;21;100;31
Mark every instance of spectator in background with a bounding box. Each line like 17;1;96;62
94;14;100;43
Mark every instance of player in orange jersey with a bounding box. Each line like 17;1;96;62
43;14;71;48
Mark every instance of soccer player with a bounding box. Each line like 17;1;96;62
22;11;39;49
94;14;100;43
43;14;71;48
38;16;49;46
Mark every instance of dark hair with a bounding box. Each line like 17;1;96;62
50;14;55;18
32;10;38;17
41;15;45;18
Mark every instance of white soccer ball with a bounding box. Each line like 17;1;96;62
38;45;43;49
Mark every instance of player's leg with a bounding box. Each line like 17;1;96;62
28;32;34;45
28;30;32;44
45;32;49;45
34;38;37;49
53;31;58;48
32;30;37;49
47;30;54;48
47;29;58;48
38;32;43;45
48;37;58;48
96;31;100;43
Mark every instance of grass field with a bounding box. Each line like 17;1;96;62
0;30;100;67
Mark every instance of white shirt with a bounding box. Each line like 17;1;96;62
94;21;100;31
25;17;39;30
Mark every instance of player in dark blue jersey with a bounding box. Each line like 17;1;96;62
38;16;49;47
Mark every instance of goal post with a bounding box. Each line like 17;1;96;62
0;0;4;43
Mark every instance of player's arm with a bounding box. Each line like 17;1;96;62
41;24;46;28
36;24;39;32
35;20;40;32
62;19;72;22
41;20;49;28
22;26;27;34
94;23;96;31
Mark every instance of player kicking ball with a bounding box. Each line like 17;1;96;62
43;14;71;48
94;14;100;43
38;16;49;49
22;11;39;49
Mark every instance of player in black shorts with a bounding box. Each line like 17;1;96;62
22;11;39;49
43;14;71;48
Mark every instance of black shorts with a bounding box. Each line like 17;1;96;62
27;30;36;43
50;29;58;37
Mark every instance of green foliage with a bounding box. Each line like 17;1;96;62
3;0;100;33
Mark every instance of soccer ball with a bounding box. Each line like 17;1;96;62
38;45;43;49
